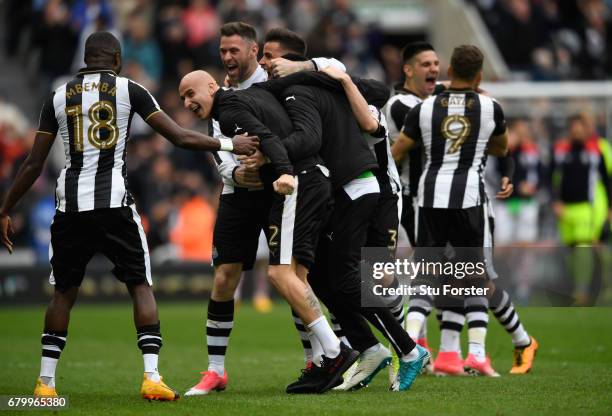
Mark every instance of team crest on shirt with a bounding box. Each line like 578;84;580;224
441;115;471;154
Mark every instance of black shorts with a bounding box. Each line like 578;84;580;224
400;194;416;247
268;169;332;269
212;188;272;271
367;192;401;252
415;205;489;265
49;206;151;291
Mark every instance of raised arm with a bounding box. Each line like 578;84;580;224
270;56;346;78
320;66;379;134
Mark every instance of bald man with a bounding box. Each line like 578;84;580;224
179;70;358;394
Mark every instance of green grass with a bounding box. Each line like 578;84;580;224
1;303;611;415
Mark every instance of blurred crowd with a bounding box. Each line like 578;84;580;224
4;0;389;94
471;0;612;80
1;0;610;265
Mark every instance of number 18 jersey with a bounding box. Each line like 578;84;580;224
37;68;160;213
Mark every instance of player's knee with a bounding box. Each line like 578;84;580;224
51;286;79;309
214;266;241;297
267;266;283;288
268;265;294;291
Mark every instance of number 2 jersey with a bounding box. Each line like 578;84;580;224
37;68;161;213
401;88;506;209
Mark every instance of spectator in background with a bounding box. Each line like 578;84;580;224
286;0;319;35
33;0;78;95
169;173;216;262
142;154;177;251
219;0;262;29
0;96;30;195
475;0;610;80
182;0;221;68
4;0;33;57
70;0;113;34
496;0;548;74
552;115;611;305
574;0;608;79
307;0;356;59
71;13;120;72
123;13;162;85
494;119;541;245
157;3;192;81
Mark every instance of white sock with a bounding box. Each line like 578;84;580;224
418;317;427;340
40;357;58;387
468;328;487;361
307;330;324;366
405;312;426;340
208;360;225;377
440;310;466;353
143;354;160;381
512;325;531;348
307;316;341;359
440;329;462;353
400;345;420;362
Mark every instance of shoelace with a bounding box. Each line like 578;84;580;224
297;365;317;381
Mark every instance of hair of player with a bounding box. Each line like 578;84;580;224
84;31;121;64
282;53;309;62
264;28;307;56
220;21;258;43
450;45;484;81
401;41;435;64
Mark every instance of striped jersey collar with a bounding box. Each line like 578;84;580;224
393;83;420;97
76;67;118;76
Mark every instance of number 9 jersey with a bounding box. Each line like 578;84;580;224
37;68;160;213
401;89;506;210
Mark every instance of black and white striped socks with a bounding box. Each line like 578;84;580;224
466;296;489;360
136;322;163;380
207;299;234;376
490;288;530;347
40;329;67;387
291;309;313;363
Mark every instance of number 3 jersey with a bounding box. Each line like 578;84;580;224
401;89;506;209
37;69;161;213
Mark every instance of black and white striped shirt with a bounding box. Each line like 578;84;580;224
402;89;506;209
366;105;401;196
384;90;422;196
37;68;160;212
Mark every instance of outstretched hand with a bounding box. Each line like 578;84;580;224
0;214;14;254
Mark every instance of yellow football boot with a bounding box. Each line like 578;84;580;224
34;378;58;397
140;374;180;401
510;336;539;374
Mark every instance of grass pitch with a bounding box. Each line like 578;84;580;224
1;302;611;415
